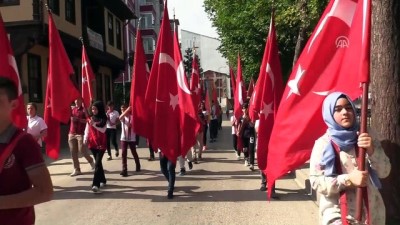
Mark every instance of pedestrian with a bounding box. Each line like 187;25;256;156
84;101;108;193
106;101;119;160
159;152;176;199
309;92;391;225
231;115;239;160
0;77;53;225
200;101;209;152
68;97;95;177
147;139;156;161
26;102;47;147
237;102;256;171
209;100;218;142
119;104;140;177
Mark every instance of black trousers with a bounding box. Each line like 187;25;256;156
232;134;238;152
242;136;255;164
159;153;176;193
261;171;276;193
106;128;119;156
209;119;218;140
202;125;208;145
90;149;106;187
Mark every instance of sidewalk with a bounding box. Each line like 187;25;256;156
36;117;319;225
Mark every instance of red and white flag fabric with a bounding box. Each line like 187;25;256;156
190;52;201;108
130;28;151;138
44;12;80;159
247;78;255;99
145;0;199;162
0;14;27;130
255;16;284;172
233;54;246;120
81;44;95;108
266;0;371;195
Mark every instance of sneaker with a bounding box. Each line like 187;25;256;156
188;162;193;170
120;170;128;177
249;165;255;171
100;182;106;188
259;185;267;191
179;168;186;176
244;160;249;167
70;169;82;177
90;161;95;171
202;146;207;152
115;151;119;157
236;153;240;160
107;156;112;161
92;186;101;194
148;157;155;161
167;191;174;199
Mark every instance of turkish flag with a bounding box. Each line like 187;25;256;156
0;14;27;130
255;16;284;172
233;54;246;120
145;1;199;162
229;66;236;97
190;53;201;108
81;44;95;108
204;86;211;116
247;78;255;99
130;28;151;138
266;0;370;195
44;12;80;159
173;31;200;156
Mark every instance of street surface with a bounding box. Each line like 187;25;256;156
35;119;319;225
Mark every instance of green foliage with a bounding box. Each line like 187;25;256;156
203;0;328;82
183;47;203;80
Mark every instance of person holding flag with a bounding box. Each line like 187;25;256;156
309;92;390;225
0;77;53;225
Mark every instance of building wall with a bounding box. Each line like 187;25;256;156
0;1;34;22
180;30;229;74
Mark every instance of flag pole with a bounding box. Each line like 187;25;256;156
355;83;369;222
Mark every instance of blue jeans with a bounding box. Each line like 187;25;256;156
159;153;176;193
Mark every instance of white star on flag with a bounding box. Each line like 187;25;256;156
82;77;87;83
260;101;273;120
169;93;179;110
286;65;306;99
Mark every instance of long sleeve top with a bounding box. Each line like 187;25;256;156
309;132;391;225
84;122;107;150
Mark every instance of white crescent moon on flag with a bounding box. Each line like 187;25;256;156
159;53;191;95
308;0;357;53
8;54;22;96
266;63;274;90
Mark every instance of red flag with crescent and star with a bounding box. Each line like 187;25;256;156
44;12;80;159
229;66;236;97
190;52;201;109
233;54;246;120
145;0;199;162
256;16;284;173
81;44;95;108
266;0;371;196
0;13;27;130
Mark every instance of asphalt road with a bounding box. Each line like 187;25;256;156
35;119;319;225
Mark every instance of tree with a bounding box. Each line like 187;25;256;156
183;47;203;80
371;0;400;223
203;0;327;81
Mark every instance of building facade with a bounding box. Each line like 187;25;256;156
1;0;135;115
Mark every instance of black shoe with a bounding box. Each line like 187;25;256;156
188;162;193;170
120;170;128;177
107;156;112;161
148;157;155;161
260;185;267;191
136;165;141;172
179;168;186;176
115;151;119;157
167;191;174;199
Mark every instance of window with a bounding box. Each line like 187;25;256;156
116;20;122;50
143;37;155;52
48;0;59;15
108;13;114;46
140;13;155;28
96;73;103;102
65;0;75;24
0;0;19;6
27;54;42;103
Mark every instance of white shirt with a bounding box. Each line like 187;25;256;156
106;110;120;129
120;115;136;142
26;115;47;147
230;116;236;134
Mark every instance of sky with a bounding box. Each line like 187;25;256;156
167;0;218;38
